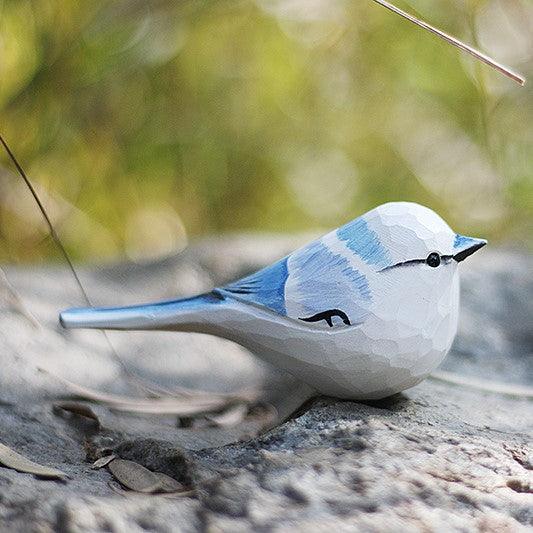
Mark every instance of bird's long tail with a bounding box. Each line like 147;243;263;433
59;292;226;332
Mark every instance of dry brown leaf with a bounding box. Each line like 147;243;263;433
108;479;195;499
108;459;162;493
108;480;133;497
0;442;66;479
92;454;116;470
53;401;101;428
153;472;186;493
107;459;193;495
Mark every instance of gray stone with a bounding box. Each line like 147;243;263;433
0;237;531;532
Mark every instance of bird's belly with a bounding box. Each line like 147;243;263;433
205;300;458;399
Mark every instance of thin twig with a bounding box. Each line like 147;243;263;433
0;266;40;327
0;135;90;303
0;134;171;397
371;0;525;86
40;368;259;414
431;370;533;398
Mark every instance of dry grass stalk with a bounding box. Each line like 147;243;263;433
372;0;525;85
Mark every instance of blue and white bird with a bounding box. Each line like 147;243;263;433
59;202;486;399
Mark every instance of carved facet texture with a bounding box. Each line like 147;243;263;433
60;202;487;399
214;202;477;398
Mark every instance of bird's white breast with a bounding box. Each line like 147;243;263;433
204;264;459;399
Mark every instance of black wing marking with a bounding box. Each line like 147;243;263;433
299;309;351;328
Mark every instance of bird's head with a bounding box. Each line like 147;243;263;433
288;201;486;333
351;201;487;275
333;201;486;340
321;201;487;359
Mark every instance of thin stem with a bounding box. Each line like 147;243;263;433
371;0;525;86
0;134;160;396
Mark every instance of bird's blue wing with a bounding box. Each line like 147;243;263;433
219;257;289;316
286;240;371;327
218;234;373;328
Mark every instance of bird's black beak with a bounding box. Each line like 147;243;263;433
453;236;487;262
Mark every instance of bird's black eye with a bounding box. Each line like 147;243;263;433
426;253;441;268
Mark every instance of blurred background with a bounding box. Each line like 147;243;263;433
0;0;531;264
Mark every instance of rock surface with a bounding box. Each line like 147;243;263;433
0;236;531;532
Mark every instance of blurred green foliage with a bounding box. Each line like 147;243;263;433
0;0;531;262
